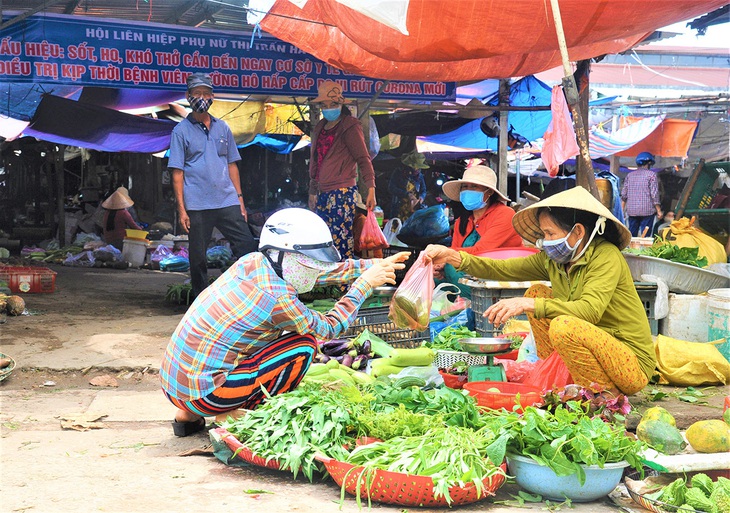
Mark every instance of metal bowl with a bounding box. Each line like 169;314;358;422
373;286;396;297
623;253;729;294
459;338;512;354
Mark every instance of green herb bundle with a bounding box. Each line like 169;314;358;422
425;324;476;351
221;383;366;481
344;426;505;506
625;241;708;268
484;403;646;485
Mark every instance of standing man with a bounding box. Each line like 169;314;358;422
168;73;257;299
621;152;663;237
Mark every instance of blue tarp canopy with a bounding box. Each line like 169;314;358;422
418;76;553;157
239;134;303;154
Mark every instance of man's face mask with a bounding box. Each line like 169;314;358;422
188;95;213;113
459;190;487;211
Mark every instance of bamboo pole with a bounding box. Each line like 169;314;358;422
497;79;510;199
548;0;598;198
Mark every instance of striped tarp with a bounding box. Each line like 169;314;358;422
589;115;665;158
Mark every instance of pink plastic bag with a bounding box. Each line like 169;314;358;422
359;210;389;251
541;85;580;177
388;251;434;331
523;351;573;392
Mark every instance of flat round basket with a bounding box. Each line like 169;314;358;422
624;470;709;513
213;427;284;470
315;454;506;507
0;352;16;382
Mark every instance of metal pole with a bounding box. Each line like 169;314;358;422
497;79;510;199
548;0;598;198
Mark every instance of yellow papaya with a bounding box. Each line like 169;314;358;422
685;419;730;453
636;419;687;455
641;406;676;427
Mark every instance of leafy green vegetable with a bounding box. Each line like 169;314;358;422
483;404;646;485
625;241;708;268
425;325;476;351
343;426;505;506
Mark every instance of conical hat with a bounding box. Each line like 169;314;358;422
512;186;632;249
101;189;134;210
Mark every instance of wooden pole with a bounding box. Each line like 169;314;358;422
548;0;598;198
497;79;510;199
55;145;66;246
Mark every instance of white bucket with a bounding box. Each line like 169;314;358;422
660;294;708;342
122;239;148;268
707;288;730;362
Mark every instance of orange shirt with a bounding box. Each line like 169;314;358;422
451;202;523;255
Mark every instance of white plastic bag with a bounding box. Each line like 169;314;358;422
640;274;669;320
382;217;402;245
517;331;539;363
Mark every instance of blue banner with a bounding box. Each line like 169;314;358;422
0;13;455;102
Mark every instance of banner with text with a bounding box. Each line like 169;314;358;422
0;13;455;102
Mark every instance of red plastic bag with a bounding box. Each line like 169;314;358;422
541;85;580;177
523;351;573;392
358;210;389;251
388;251;434;331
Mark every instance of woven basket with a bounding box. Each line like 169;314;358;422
213;427;285;470
0;352;16;382
434;350;487;369
624;470;709;513
315;454;506;507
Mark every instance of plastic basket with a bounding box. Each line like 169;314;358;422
212;427;285;470
470;285;532;336
463;382;543;412
0;266;56;293
433;350;487;369
438;370;468;389
344;306;428;349
315;454;506;507
636;283;659;336
381;245;422;284
0;352;16;382
624;470;707;513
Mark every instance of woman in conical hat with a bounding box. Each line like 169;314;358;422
426;186;655;396
101;187;143;250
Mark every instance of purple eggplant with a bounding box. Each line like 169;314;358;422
317;354;331;364
341;354;354;368
360;339;372;355
351;354;369;370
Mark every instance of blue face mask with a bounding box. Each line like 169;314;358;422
538;226;581;264
322;107;341;122
459;190;487;211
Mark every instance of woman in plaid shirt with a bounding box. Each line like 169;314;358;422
161;208;408;436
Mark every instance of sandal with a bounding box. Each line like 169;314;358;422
171;417;206;437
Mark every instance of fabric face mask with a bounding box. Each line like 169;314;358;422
281;252;337;294
459;190;487;211
322;107;341;122
539;226;581;265
188;96;213;113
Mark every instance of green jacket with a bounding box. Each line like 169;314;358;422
459;238;656;380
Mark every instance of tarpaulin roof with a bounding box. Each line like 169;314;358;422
258;0;728;81
24;95;175;153
589;116;666;158
416;76;553;156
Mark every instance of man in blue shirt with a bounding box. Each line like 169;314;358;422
168;73;256;298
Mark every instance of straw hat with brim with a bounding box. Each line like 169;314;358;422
311;80;348;104
512;186;632;250
442;165;510;203
101;190;134;210
401;151;430;170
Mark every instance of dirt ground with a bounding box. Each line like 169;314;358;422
0;263;727;513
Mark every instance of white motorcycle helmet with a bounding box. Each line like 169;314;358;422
258;208;341;263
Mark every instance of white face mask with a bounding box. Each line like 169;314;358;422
281;253;336;294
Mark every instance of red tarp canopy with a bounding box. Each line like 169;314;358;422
260;0;728;81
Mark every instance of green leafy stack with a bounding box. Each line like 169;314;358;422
625;241;708;268
645;474;730;513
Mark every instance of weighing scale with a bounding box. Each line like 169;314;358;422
459;338;512;382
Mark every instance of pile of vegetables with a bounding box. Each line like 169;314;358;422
625;240;708;268
343;426;505;506
425;324;476;351
483;403;646;485
645;474;730;513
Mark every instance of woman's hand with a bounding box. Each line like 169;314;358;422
308;194;318;211
484;297;535;327
382;251;410;266
360;260;402;288
365;188;377;210
425;245;461;268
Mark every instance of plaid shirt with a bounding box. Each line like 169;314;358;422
160;252;372;401
620;168;660;217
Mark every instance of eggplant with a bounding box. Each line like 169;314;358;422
360;339;371;355
317;354;331;364
341;354;354;368
351;354;369;370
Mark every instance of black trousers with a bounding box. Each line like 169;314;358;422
187;205;256;297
